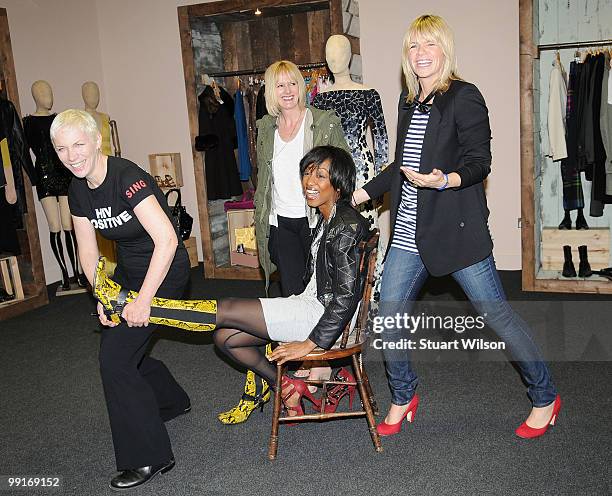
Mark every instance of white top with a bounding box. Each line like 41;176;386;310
391;108;430;254
547;59;568;161
270;117;307;224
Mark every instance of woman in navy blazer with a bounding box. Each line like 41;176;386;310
353;14;560;439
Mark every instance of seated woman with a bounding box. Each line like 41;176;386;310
212;145;370;415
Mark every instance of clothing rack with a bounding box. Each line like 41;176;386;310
537;38;612;56
207;61;327;78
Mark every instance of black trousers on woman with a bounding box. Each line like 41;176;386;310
99;269;190;471
269;215;311;296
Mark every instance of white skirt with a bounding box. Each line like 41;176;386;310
259;294;325;342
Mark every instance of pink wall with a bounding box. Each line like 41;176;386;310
1;0;522;284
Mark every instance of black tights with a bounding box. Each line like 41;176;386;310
212;298;277;384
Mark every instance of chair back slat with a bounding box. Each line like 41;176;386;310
339;230;379;349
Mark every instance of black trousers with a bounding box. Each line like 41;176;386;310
99;274;190;470
269;215;311;296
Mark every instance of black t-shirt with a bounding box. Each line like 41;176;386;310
68;156;189;289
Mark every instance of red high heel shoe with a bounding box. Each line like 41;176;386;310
376;394;420;436
515;395;562;439
322;367;356;414
281;375;321;424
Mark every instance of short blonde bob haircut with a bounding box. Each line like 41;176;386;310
264;60;306;117
402;14;461;103
50;109;100;144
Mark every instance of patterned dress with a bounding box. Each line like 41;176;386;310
313;89;389;301
312;89;389;227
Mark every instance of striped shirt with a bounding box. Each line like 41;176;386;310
391;108;430;254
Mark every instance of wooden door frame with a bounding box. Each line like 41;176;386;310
177;0;344;279
0;8;48;319
518;0;612;293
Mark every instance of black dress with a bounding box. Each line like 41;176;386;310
195;85;242;201
0;99;36;255
23;114;72;200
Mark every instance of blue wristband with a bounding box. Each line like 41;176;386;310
436;173;449;191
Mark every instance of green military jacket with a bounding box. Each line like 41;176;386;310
254;106;350;291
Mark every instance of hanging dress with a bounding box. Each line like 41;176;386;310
312;88;389;302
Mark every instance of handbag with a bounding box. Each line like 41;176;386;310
164;188;193;241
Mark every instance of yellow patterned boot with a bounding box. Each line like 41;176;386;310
217;347;272;425
93;257;216;331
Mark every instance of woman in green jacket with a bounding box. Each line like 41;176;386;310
218;60;350;425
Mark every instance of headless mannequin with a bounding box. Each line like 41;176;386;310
82;81;112;156
322;35;371;91
30;81;85;290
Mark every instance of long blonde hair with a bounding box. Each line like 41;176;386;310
402;14;461;103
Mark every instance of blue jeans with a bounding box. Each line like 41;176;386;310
378;247;557;407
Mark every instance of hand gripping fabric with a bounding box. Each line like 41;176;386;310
93;257;217;331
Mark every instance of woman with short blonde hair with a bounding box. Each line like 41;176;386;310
52;108;191;490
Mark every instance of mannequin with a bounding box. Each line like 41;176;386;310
24;80;85;291
313;35;389;301
324;34;369;91
0;79;36;256
82;81;112;155
82;81;118;274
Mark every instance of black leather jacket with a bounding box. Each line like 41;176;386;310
304;201;370;349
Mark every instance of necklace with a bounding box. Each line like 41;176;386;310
275;108;305;157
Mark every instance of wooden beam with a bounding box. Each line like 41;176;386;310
177;6;215;278
328;0;343;35
346;34;360;55
0;8;48;317
307;10;327;62
292;12;311;65
278;15;296;61
518;0;536;292
188;0;326;18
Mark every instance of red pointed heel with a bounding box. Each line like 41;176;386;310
376;394;420;437
515;395;562;439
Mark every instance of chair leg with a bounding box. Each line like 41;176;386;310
361;366;379;417
268;364;284;460
352;354;383;453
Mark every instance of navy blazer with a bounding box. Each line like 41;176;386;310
363;79;493;276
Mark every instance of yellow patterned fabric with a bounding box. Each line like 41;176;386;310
217;363;271;425
99;114;112;156
1;138;12;170
93;257;216;330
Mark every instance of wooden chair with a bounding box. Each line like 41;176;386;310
268;231;382;460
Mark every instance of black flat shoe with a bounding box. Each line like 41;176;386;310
109;459;175;491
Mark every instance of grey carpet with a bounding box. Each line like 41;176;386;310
0;269;611;496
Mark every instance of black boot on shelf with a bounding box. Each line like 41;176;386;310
575;209;589;230
578;245;592;277
558;210;572;230
562;245;577;277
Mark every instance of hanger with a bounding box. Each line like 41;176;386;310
210;80;223;104
201;73;213;86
